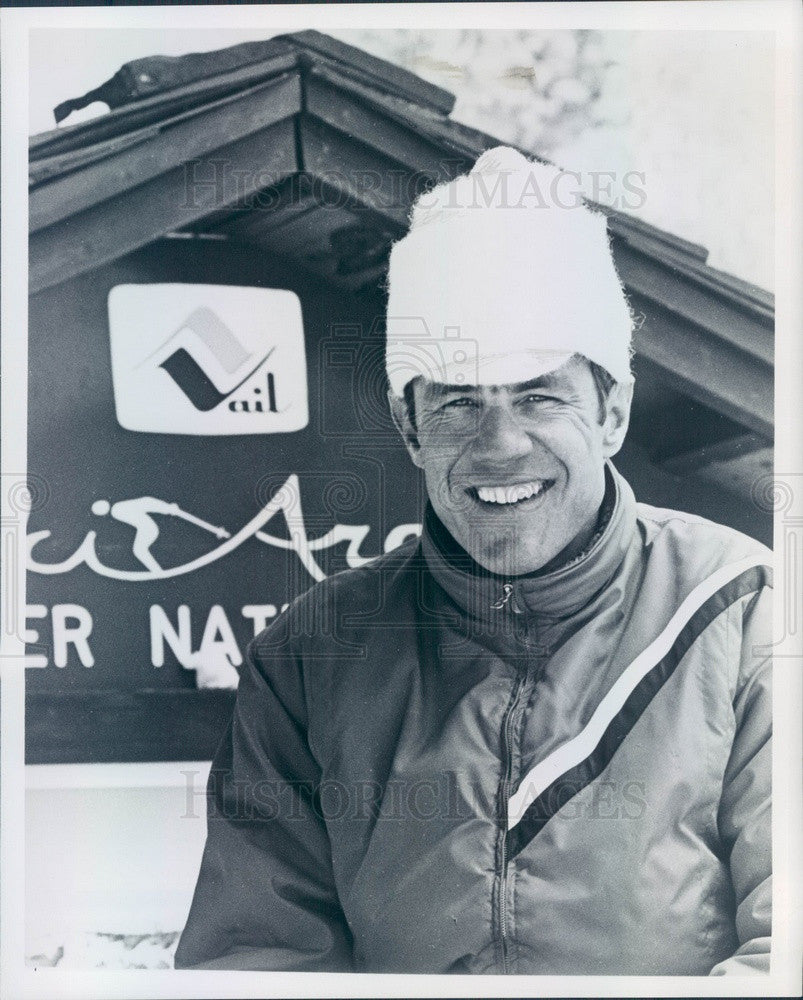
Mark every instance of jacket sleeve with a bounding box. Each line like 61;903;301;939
174;605;353;971
709;583;772;975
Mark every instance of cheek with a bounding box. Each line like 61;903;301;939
417;446;460;504
540;405;597;435
537;415;603;466
418;431;465;472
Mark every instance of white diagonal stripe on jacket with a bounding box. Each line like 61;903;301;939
507;555;768;831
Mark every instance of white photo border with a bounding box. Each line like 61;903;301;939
2;3;801;998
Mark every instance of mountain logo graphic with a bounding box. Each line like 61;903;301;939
108;283;308;436
154;306;275;412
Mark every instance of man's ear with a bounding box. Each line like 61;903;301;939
388;389;424;468
601;381;633;458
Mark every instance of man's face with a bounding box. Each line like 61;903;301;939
392;356;631;576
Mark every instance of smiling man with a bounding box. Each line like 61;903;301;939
394;359;631;579
176;148;772;976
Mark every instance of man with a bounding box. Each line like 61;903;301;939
175;148;771;975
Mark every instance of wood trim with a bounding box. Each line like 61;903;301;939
660;432;769;475
305;71;465;177
609;220;773;314
286;30;456;116
31;73;302;232
29;49;300;159
28;28;454;160
631;294;773;438
30;129;161;187
305;63;488;162
29;119;298;295
299;117;413;230
612;237;774;357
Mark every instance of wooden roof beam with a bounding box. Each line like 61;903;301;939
30;119;298;295
630;293;773;439
611;235;773;365
660;432;770;476
31;72;302;232
29;47;300;159
29;75;303;295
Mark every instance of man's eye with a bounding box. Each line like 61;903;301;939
441;397;476;409
520;393;560;405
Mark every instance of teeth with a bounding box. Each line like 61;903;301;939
476;482;546;504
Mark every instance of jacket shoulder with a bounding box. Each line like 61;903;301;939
302;535;421;605
253;537;422;649
635;502;772;578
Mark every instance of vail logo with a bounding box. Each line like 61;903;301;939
158;306;278;413
108;284;308;435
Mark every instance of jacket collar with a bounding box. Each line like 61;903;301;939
421;462;637;622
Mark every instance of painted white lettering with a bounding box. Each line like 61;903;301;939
24;604;48;668
384;523;422;552
201;606;243;667
241;604;278;636
52;604;94;667
150;604;192;667
27;476;422;588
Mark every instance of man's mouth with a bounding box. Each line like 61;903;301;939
469;480;555;507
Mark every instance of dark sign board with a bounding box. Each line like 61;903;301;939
26;238;424;763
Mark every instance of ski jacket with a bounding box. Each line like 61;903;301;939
175;466;772;975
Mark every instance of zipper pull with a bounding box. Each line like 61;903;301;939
491;583;514;610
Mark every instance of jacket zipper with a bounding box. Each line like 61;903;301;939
498;671;523;972
494;581;527;973
491;583;514;610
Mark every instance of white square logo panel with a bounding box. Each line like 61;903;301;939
108;284;308;435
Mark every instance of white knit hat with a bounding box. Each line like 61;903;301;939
385;147;633;395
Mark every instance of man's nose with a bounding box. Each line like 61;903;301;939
471;404;533;464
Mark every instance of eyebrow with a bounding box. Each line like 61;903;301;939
427;374;564;397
